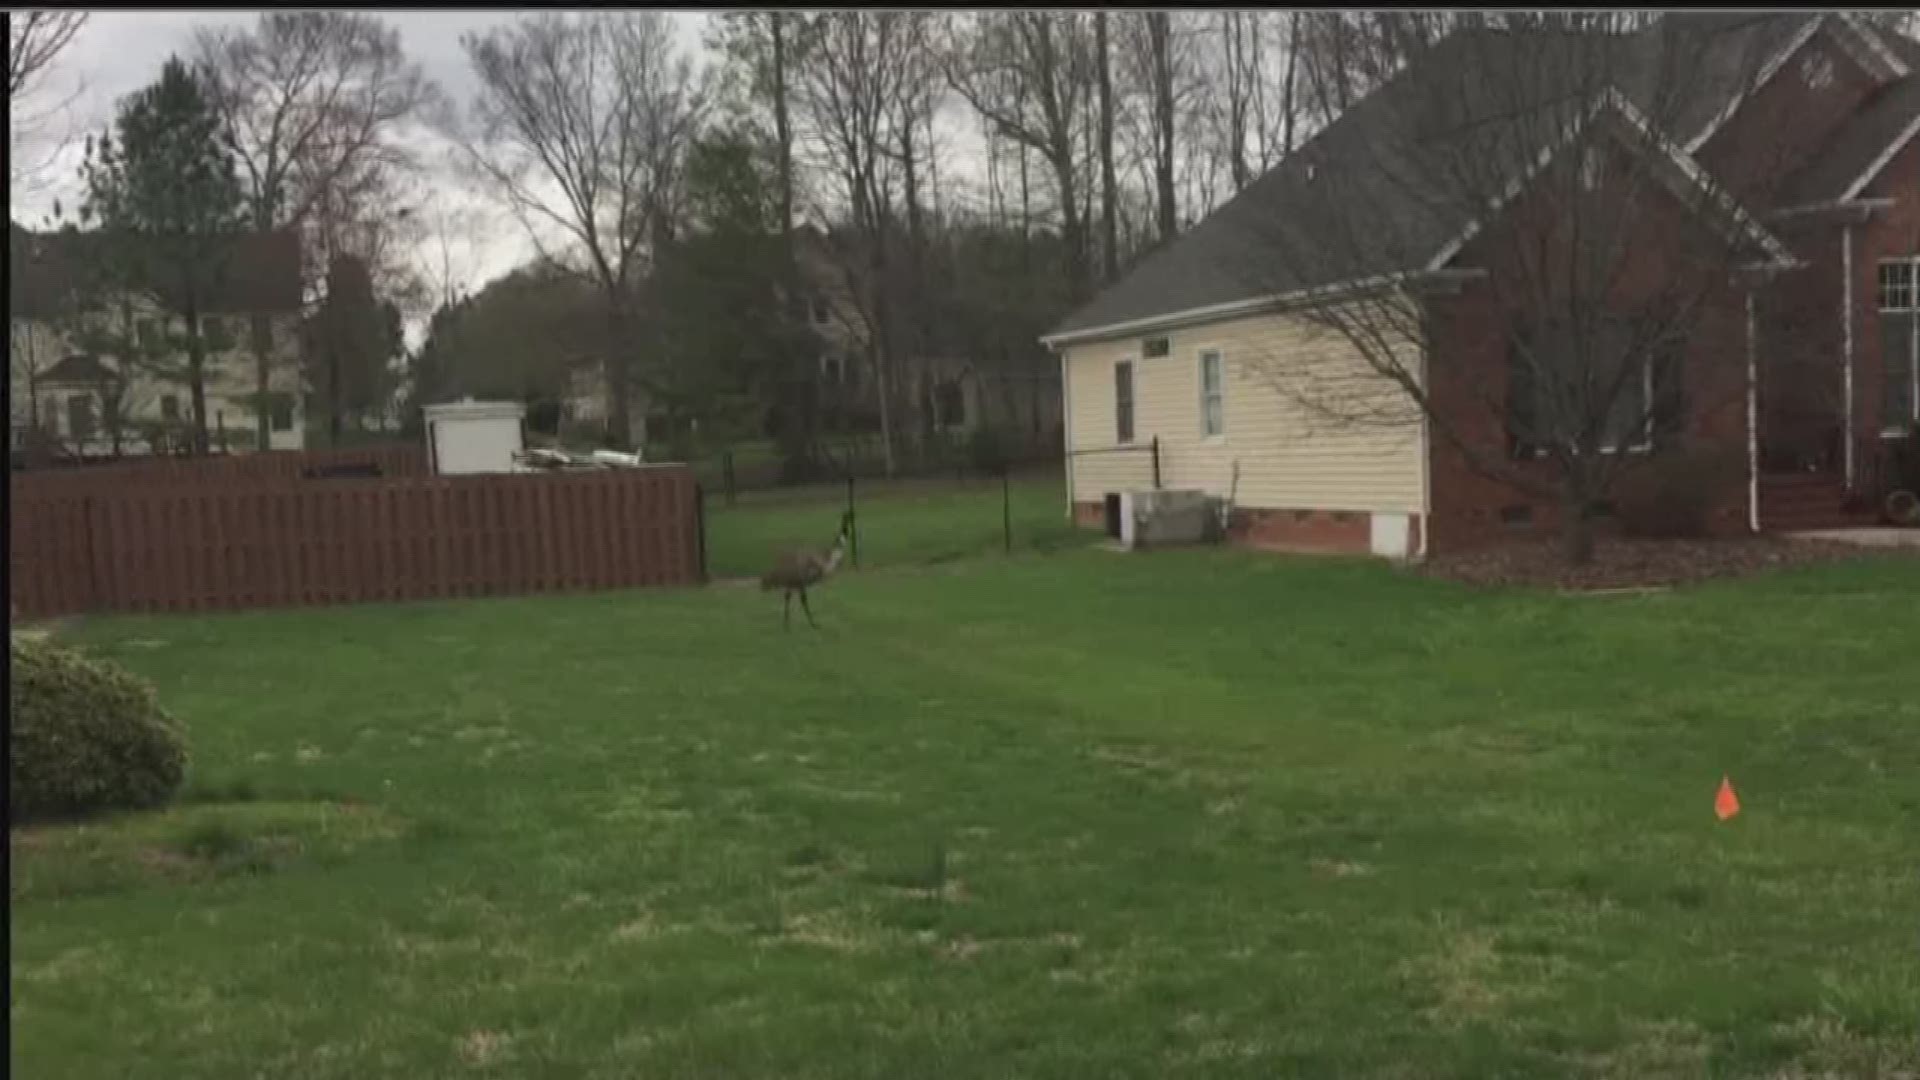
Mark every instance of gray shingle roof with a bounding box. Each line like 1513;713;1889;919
1045;14;1828;343
8;225;303;321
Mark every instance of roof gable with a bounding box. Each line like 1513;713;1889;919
1045;22;1803;347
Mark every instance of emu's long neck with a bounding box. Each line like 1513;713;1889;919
819;535;847;576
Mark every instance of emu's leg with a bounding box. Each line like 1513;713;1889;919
799;587;819;629
783;589;792;631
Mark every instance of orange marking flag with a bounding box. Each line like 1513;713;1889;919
1715;776;1740;821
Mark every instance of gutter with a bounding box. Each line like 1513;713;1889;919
1767;198;1894;222
1039;269;1488;351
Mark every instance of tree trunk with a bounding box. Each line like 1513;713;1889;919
605;303;633;451
1282;13;1300;155
771;14;793;252
1149;13;1177;243
1559;473;1597;566
1096;12;1118;282
252;311;273;449
185;309;211;456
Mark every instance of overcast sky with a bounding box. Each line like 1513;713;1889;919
7;11;716;341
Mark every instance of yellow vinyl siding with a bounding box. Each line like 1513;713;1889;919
1063;306;1426;513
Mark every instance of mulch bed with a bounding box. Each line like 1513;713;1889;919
1419;536;1910;592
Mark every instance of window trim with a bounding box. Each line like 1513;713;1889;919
1195;344;1226;441
1877;256;1919;434
1508;320;1663;459
1114;358;1137;445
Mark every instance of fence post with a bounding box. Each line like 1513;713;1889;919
1002;471;1012;555
694;481;709;584
846;474;859;568
1152;436;1162;489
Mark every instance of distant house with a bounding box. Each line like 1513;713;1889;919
8;224;307;457
1045;13;1919;557
795;226;1061;444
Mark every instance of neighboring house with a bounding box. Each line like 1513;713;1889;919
795;226;1062;444
8;225;307;457
1044;13;1919;557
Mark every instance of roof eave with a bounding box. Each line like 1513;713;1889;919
1039;270;1488;351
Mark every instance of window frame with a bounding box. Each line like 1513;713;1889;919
1506;317;1665;458
1878;257;1919;436
1196;345;1226;440
1114;358;1136;445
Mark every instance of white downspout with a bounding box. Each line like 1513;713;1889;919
1842;225;1855;490
1747;290;1761;533
1058;347;1074;521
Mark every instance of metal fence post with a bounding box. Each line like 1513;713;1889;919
1152;436;1162;489
846;474;859;568
1002;470;1012;555
694;481;709;584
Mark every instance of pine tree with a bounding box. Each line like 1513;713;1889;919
80;57;246;455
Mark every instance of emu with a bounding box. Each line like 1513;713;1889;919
761;511;853;630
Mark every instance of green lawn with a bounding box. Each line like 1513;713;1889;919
703;467;1086;579
12;514;1920;1077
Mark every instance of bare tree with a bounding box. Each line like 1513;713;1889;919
1233;14;1803;563
8;11;86;99
195;11;436;448
1093;12;1119;282
457;13;704;450
945;12;1096;301
795;12;923;476
9;12;89;197
1117;12;1196;243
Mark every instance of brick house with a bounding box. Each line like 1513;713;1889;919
1044;14;1918;557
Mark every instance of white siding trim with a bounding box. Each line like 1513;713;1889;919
1683;16;1827;154
1838;112;1920;201
1426;89;1796;274
1039;270;1484;350
1060;345;1075;514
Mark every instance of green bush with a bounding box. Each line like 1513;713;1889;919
9;637;187;822
1616;448;1741;540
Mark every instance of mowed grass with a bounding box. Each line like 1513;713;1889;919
703;466;1087;579
11;513;1920;1078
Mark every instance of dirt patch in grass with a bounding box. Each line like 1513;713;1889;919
11;800;403;902
1420;537;1900;592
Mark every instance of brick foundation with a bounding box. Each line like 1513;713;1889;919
1228;508;1373;554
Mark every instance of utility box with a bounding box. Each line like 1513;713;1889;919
423;399;527;476
1118;489;1214;549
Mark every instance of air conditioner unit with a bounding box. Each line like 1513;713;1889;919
1118;489;1216;549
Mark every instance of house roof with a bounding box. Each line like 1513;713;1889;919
1779;74;1920;205
1046;18;1809;345
39;354;117;385
8;224;303;320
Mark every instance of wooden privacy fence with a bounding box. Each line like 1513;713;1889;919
10;467;703;618
10;444;429;495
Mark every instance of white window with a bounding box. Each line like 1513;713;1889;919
1114;360;1135;444
1198;348;1224;437
1879;258;1919;432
